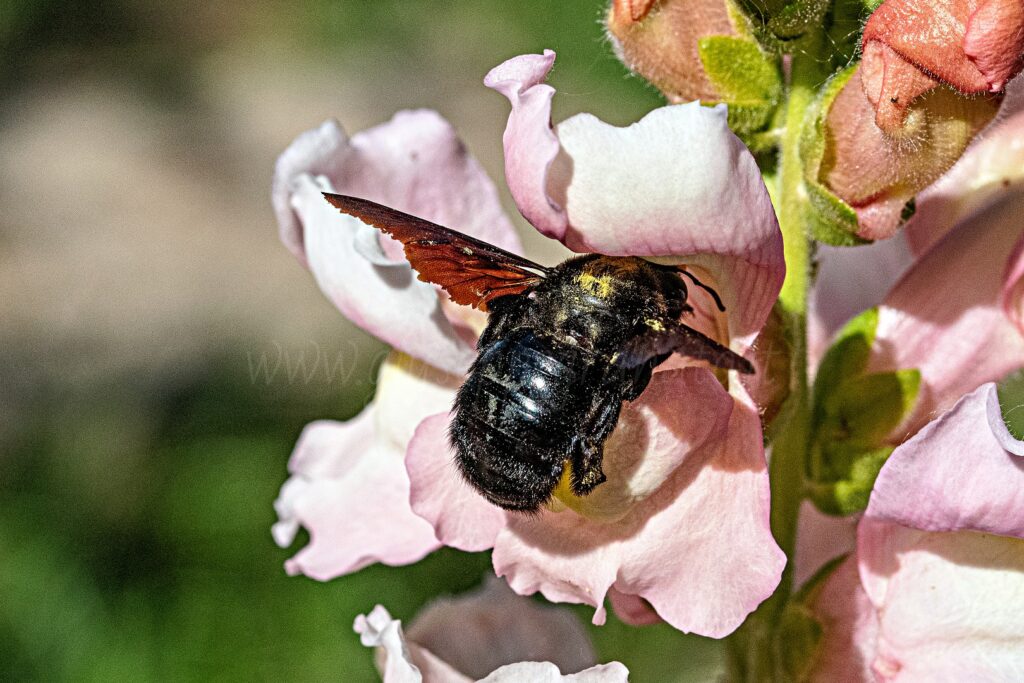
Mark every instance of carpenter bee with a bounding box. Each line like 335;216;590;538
323;193;753;512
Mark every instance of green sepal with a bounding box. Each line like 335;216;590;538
808;446;892;515
808;308;922;515
698;35;782;136
998;369;1024;440
773;603;823;682
811;308;879;415
799;66;868;246
820;370;921;448
739;0;831;41
824;0;876;69
769;555;847;681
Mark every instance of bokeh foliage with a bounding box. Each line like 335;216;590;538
0;0;722;680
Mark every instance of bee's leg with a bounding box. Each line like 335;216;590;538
569;395;622;496
622;353;669;401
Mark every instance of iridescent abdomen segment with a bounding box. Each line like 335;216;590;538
450;329;593;509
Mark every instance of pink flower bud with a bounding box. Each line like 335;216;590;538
606;0;738;103
818;65;1000;240
862;0;1024;133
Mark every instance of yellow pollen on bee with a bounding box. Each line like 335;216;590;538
552;461;577;503
577;272;614;298
548;461;592;515
644;318;665;332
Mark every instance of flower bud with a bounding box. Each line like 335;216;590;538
803;65;1001;242
606;0;782;136
861;0;1024;133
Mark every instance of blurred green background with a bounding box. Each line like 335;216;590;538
0;1;726;680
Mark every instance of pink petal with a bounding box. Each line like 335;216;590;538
856;521;1024;681
862;0;994;96
483;51;567;241
860;40;939;132
406;412;507;552
1003;231;1024;337
865;383;1024;538
406;578;597;679
272;111;523;375
807;556;878;683
356;591;625;683
964;0;1024;92
868;192;1024;435
480;662;630;683
553;104;784;343
907;109;1024;256
355;605;472;683
560;367;734;522
273;409;441;581
793;501;858;589
606;589;661;626
487;52;784;345
822;64;999;242
289;174;475;375
273;111;521;261
492;386;784;638
808;234;913;370
373;352;461;451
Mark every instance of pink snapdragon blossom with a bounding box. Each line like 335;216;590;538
808;383;1024;681
272;50;786;637
354;579;627;682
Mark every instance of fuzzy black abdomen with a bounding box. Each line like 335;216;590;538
450;329;593;510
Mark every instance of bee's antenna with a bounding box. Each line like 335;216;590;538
678;269;726;312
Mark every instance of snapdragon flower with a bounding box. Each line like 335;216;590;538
808;383;1024;681
271;50;786;638
354;579;626;682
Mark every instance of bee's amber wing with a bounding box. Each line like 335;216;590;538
323;193;549;311
616;321;754;374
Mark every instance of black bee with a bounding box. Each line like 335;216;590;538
323;193;753;512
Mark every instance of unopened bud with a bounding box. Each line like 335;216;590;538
804;66;1001;242
606;0;782;136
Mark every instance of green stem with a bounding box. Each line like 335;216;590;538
726;38;825;682
768;49;820;589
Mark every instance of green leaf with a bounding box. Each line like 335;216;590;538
809;366;918;515
699;36;781;106
698;35;782;134
804;181;866;246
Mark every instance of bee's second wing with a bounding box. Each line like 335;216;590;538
323;193;548;311
615;321;754;374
